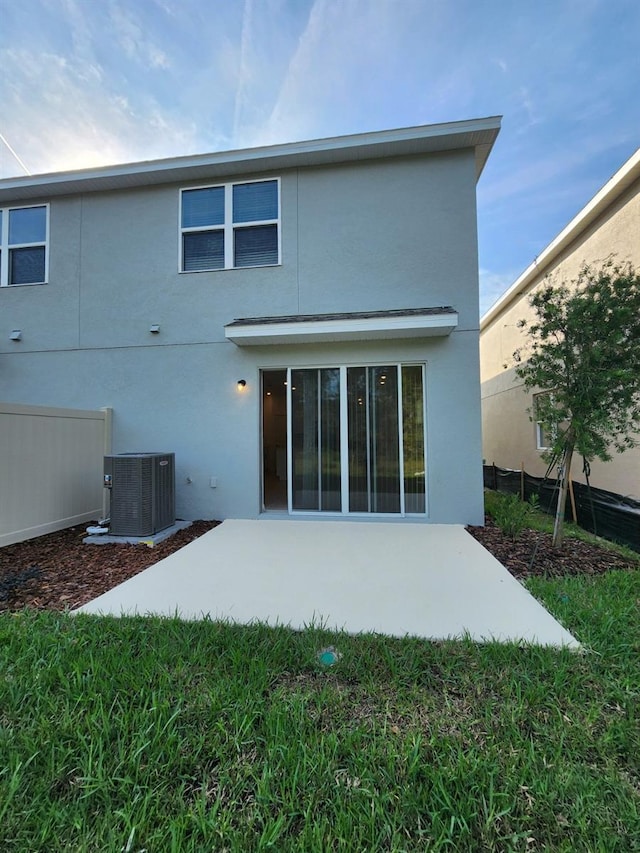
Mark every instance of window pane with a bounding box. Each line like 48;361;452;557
537;423;553;450
233;180;278;223
291;369;319;510
347;366;401;513
291;368;341;512
320;368;341;511
234;225;278;267
369;366;400;513
9;246;46;284
182;187;224;228
347;367;369;512
183;231;224;271
402;365;426;513
9;206;46;244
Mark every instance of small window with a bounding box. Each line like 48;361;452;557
180;179;279;272
536;421;555;451
534;393;557;450
0;204;49;286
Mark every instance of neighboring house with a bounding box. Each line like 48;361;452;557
0;117;500;526
480;147;640;499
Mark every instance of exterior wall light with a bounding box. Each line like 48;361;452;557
237;379;247;390
10;330;22;341
149;324;160;334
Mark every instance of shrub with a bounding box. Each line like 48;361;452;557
491;492;539;541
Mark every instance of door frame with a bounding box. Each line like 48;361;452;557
261;362;428;517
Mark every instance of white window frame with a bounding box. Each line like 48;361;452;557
0;203;50;287
179;178;281;272
534;392;557;450
535;421;554;451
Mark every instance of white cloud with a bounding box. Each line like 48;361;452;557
479;268;520;318
0;47;199;177
517;87;539;130
108;2;171;70
233;0;255;139
251;0;421;145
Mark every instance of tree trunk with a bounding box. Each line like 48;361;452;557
552;433;575;549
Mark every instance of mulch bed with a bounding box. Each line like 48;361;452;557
0;520;220;613
1;516;636;614
467;516;638;579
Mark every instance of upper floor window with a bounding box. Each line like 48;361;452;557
180;179;280;272
0;204;49;286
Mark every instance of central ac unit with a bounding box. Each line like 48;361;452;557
104;452;175;536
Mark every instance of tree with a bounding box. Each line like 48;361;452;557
513;260;640;547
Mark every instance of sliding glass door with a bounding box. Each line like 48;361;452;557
264;363;426;515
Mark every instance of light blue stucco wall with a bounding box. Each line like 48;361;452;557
0;148;484;524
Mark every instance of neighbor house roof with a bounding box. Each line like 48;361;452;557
481;146;640;330
0;116;501;204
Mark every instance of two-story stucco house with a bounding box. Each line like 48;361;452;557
0;117;500;526
480;146;640;500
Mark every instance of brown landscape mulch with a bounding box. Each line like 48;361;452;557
0;520;220;613
467;515;638;579
1;516;637;614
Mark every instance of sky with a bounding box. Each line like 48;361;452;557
1;0;639;315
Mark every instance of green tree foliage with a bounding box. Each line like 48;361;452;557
514;260;640;547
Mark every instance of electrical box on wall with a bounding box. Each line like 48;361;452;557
104;453;176;536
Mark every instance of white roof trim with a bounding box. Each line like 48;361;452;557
0;116;501;203
481;146;640;330
225;312;458;346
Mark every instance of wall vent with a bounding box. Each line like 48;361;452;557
104;453;175;536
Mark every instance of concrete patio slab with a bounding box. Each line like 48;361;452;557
75;519;579;647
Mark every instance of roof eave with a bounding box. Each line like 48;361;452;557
0;116;501;203
481;146;640;330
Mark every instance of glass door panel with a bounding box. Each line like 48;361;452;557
320;368;341;510
347;366;401;513
262;369;288;510
347;367;369;512
291;368;341;511
402;365;426;514
291;369;318;510
370;366;401;513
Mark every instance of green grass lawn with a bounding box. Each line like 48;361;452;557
1;546;639;850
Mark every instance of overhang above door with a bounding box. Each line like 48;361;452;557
224;307;458;346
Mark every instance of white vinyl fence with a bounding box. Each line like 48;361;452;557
0;403;112;546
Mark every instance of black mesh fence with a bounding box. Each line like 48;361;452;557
483;464;640;554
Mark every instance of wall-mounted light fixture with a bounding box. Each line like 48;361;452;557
149;324;160;334
237;379;247;390
10;330;22;341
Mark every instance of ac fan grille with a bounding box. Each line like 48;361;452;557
105;453;175;536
